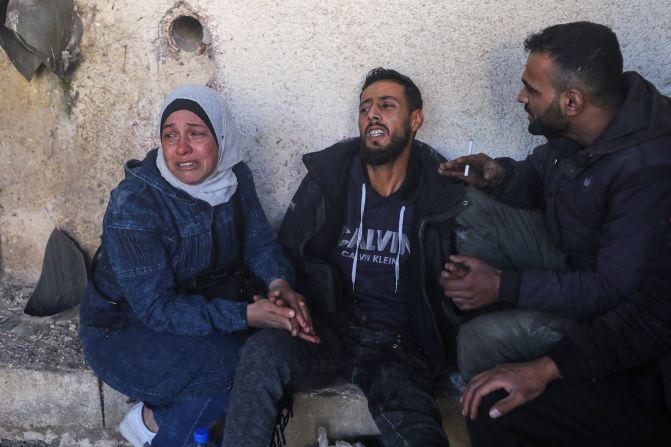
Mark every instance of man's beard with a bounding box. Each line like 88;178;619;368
527;96;569;137
360;127;412;166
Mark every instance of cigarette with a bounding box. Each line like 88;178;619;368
464;140;473;176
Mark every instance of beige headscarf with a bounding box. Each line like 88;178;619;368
156;85;243;206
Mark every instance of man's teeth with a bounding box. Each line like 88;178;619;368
368;129;384;137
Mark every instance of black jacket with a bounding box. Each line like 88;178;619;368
493;72;671;320
547;230;671;410
278;138;467;372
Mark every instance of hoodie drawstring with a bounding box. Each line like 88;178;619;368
351;182;406;294
351;183;366;290
395;205;406;293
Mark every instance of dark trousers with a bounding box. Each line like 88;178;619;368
222;322;449;447
467;365;671;447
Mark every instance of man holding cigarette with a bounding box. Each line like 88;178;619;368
438;21;671;443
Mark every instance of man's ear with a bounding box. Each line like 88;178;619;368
410;109;424;132
563;88;584;117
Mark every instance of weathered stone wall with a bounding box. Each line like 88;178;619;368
1;0;669;281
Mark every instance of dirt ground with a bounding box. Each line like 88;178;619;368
0;276;85;371
0;441;49;447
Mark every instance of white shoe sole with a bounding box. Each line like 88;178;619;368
119;402;155;447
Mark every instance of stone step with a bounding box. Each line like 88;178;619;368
1;370;470;447
0;290;470;446
286;384;470;447
0;366;131;446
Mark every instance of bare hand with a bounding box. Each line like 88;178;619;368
438;153;505;188
440;255;501;310
268;279;319;343
461;357;561;420
246;296;296;332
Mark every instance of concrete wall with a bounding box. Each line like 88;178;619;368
0;0;669;281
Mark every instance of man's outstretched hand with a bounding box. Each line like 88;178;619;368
438;153;506;188
461;356;561;420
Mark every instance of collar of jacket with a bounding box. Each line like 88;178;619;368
123;148;212;204
301;137;467;219
549;71;671;160
543;72;671;179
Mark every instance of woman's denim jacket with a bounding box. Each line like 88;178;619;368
80;149;294;336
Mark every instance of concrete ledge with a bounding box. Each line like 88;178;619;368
0;427;125;447
0;289;470;446
0;367;130;446
0;289;130;446
285;384;470;447
0;368;102;429
0;366;470;447
287;383;377;445
0;366;470;446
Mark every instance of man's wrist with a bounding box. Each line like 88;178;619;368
536;356;561;382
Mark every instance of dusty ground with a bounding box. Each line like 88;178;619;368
0;441;49;447
0;276;85;371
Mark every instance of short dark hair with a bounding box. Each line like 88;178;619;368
524;21;625;108
361;67;423;111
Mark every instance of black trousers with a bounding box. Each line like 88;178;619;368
222;322;449;447
467;365;671;447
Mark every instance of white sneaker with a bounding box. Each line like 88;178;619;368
119;402;156;447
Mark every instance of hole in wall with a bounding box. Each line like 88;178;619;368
169;15;204;52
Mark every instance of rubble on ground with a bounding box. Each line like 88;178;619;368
0;277;85;371
0;440;49;447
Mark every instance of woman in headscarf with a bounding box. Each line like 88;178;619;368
79;85;317;447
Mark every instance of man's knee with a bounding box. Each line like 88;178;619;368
457;314;505;380
238;328;294;369
457;310;573;380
